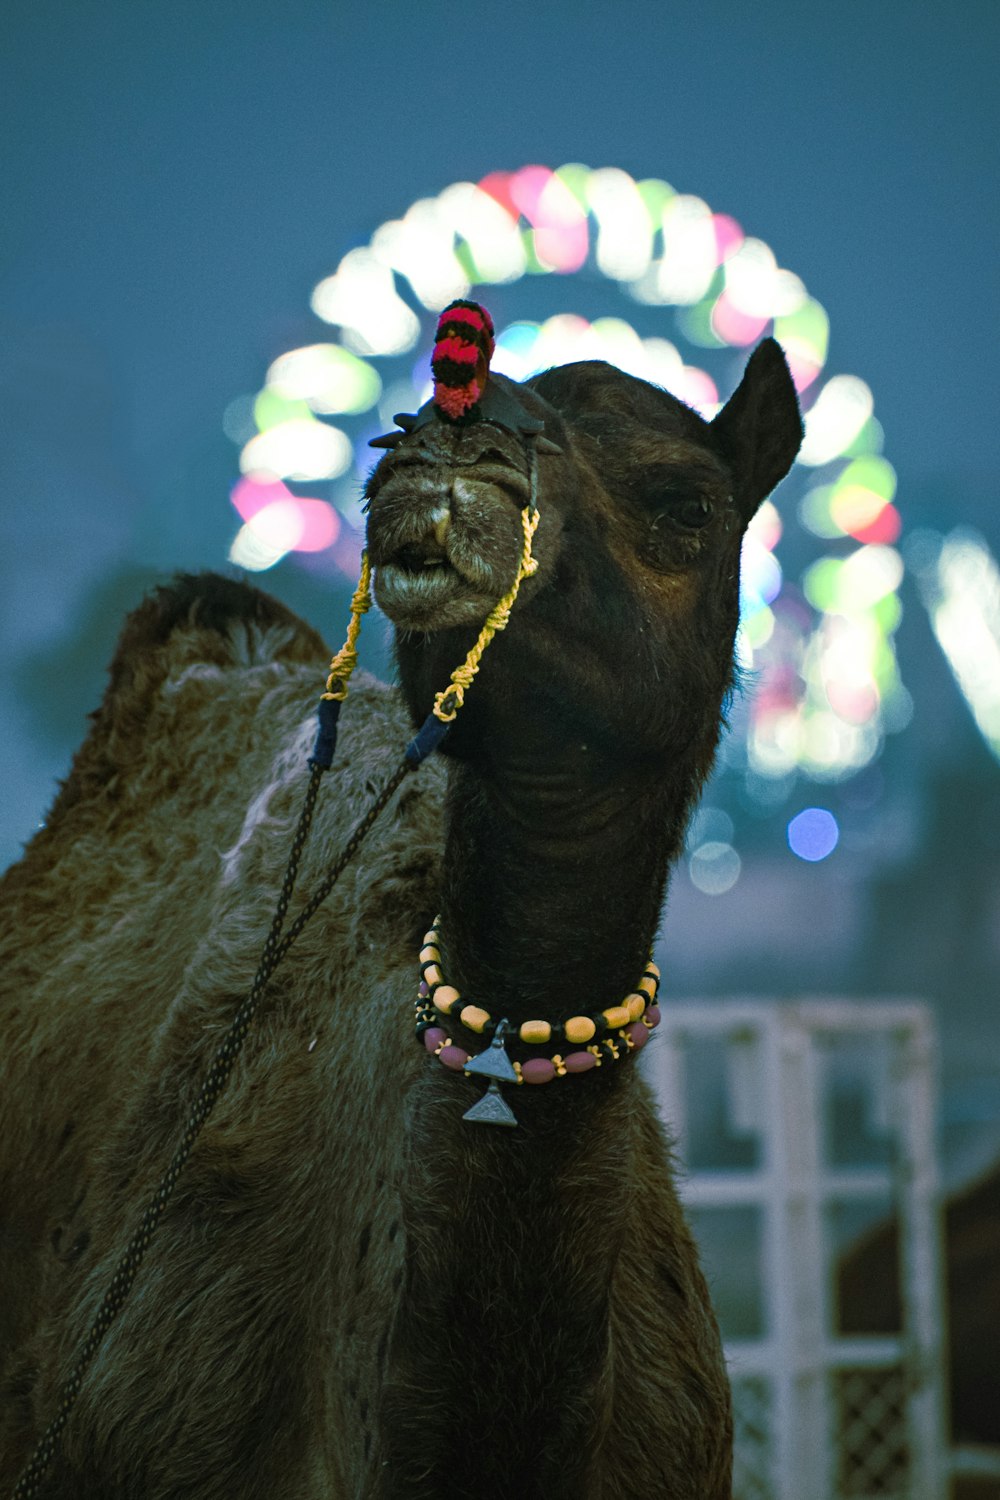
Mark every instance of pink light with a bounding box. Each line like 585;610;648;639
290;499;340;552
477;171;518;221
234;477;340;554
711;292;770;347
783;351;823;394
827;678;879;725
231;475;289;521
851;505;902;546
508;164;555;223
534;173;588;272
674;367;719;412
712;214;744;262
535;224;588;273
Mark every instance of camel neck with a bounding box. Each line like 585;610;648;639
436;744;684;1025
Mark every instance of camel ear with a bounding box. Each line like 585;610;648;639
710;338;803;524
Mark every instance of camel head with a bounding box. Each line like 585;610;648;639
364;313;802;785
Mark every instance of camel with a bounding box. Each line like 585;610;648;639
0;306;802;1499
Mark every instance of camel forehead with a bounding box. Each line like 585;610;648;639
529;359;715;446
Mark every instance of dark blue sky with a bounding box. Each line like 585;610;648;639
2;1;999;1179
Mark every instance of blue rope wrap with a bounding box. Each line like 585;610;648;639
309;696;342;769
404;712;451;767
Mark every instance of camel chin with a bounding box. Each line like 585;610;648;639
373;558;500;633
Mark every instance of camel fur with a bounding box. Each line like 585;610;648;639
0;342;802;1498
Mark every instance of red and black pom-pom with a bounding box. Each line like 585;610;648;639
431;299;495;422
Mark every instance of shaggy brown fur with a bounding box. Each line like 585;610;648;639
0;344;801;1498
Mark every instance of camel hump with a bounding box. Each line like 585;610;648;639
110;571;328;672
39;573;328;836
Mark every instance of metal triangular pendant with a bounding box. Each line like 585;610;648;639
463;1081;518;1128
463;1040;518;1084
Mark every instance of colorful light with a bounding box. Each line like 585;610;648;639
787;808;840;862
265;344;381;415
224;160;909;800
911;528;1000;760
689;840;742;895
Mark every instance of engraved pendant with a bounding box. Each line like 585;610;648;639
462;1019;519;1127
463;1080;518;1128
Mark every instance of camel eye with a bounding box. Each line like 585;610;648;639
671;495;713;529
637;466;714;530
650;487;713;530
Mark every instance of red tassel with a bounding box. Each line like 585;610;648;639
432;299;495;422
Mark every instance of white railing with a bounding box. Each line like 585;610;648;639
646;999;947;1500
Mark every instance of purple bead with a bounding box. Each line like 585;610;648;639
438;1044;470;1071
423;1027;447;1053
522;1057;557;1085
626;1022;649;1050
645;1005;662;1029
418;980;430;998
564;1051;597;1074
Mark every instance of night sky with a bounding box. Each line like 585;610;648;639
3;0;998;1187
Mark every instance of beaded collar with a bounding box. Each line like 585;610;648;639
413;921;662;1127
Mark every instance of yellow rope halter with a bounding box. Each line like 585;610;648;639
319;502;540;723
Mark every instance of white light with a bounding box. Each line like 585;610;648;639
240;420;353;482
436;181;526;283
798;376;875;466
265;344;381;415
656;195;718;306
688;840;741;895
371;198;469;312
586;167;653;282
724;238;806;319
229;522;289;571
311;249;420;356
919;530;1000;758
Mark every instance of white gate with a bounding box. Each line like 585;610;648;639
646;1000;946;1500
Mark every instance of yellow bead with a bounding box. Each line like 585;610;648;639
627;994;646;1021
434;984;461;1014
520;1019;552;1045
420;945;440;964
552;1054;567;1076
460;1005;490;1033
564;1015;596;1044
638;974;657;998
423;964;442;987
423;929;439;946
602;1005;630;1030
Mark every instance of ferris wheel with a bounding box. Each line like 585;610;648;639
222;162;921;871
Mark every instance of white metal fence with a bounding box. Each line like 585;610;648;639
645;1000;947;1500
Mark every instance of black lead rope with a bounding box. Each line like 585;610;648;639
12;322;543;1490
9;701;448;1498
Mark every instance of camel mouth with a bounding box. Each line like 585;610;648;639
367;460;528;632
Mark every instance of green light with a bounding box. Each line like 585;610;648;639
803;557;842;613
799;483;845;540
835;456;897;504
676;273;727;349
554;162;591;210
637;177;676;222
254;390;313;432
842;415;885;459
774;297;829;365
872;592;903;634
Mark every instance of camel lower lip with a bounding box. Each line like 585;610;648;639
373;562;496;631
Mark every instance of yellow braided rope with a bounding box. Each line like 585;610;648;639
320;503;539;718
321;552;373;700
433;504;540;723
